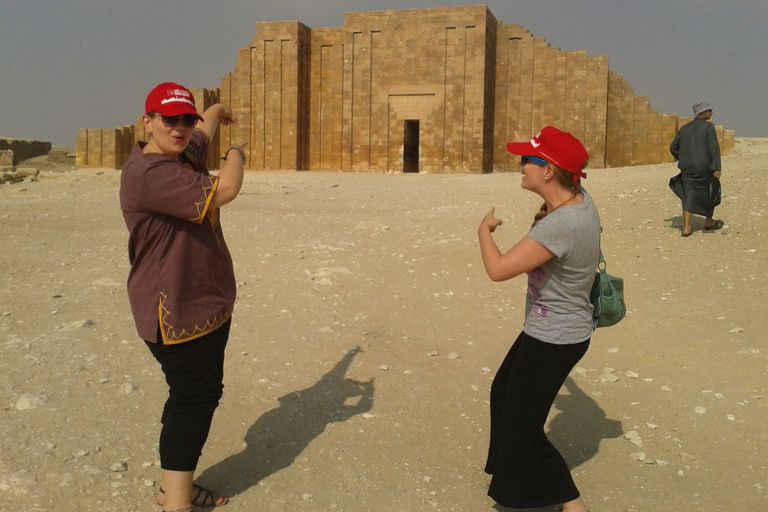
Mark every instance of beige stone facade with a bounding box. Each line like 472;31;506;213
77;5;734;172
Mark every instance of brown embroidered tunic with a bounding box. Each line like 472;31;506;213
120;130;236;344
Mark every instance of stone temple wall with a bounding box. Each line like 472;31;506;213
77;5;734;172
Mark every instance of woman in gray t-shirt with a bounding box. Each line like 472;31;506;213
478;126;599;512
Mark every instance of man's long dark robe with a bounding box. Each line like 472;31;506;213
669;118;722;217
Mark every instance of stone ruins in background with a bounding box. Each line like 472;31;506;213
76;5;735;173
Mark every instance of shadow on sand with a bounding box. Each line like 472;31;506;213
548;377;623;471
666;214;685;231
492;377;622;511
197;346;374;498
666;214;722;235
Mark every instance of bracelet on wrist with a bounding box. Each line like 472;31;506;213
221;146;246;164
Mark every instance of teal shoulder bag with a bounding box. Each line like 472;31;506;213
590;230;626;328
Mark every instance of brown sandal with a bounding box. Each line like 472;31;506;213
158;484;229;508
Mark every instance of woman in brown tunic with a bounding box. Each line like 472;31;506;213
120;82;247;512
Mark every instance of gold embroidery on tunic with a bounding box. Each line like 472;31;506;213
158;292;233;345
189;175;217;224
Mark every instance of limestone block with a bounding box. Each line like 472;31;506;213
1;170;22;184
1;167;39;184
48;146;75;165
619;81;635;167
493;26;514;171
116;126;133;170
531;38;548;132
586;55;608;167
565;50;587;143
0;139;52;166
101;129;118;169
231;47;252;165
76;130;88;167
263;41;283;169
542;46;557;128
86;129;103;168
134;117;147;144
647;110;661;165
660;114;678;163
716;125;724;156
0;150;13;166
631;97;649;166
518;37;538;137
723;130;735;155
553;48;567;129
605;72;624;167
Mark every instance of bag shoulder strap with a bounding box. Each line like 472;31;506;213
598;226;606;270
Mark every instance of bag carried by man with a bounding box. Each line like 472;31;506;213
590;229;626;328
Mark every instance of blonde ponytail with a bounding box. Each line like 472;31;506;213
532;203;548;228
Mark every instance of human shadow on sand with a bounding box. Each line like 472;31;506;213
547;376;623;470
197;346;374;498
665;215;717;234
666;215;685;230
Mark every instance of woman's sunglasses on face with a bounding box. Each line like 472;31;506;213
520;156;548;166
151;113;199;128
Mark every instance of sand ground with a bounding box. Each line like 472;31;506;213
1;139;767;512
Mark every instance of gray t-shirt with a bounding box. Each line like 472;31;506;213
523;190;601;345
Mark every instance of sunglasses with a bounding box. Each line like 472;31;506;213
151;113;199;128
520;156;548;166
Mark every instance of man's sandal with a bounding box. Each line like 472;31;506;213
157;484;229;508
163;508;193;512
703;219;724;231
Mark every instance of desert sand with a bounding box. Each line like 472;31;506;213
2;139;767;512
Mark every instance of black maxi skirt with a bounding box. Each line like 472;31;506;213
485;331;590;508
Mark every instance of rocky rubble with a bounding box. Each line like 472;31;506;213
0;142;76;183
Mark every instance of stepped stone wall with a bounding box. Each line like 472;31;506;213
77;5;734;172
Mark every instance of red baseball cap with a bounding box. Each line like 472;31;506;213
144;82;204;121
506;126;589;181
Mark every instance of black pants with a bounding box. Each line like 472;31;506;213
146;320;231;472
485;331;590;508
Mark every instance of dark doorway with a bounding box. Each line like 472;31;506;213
403;119;419;173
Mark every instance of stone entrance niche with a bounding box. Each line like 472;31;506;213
403;119;420;173
388;92;437;173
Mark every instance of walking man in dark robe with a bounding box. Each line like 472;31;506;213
669;101;723;237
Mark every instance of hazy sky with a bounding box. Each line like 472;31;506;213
2;0;765;146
